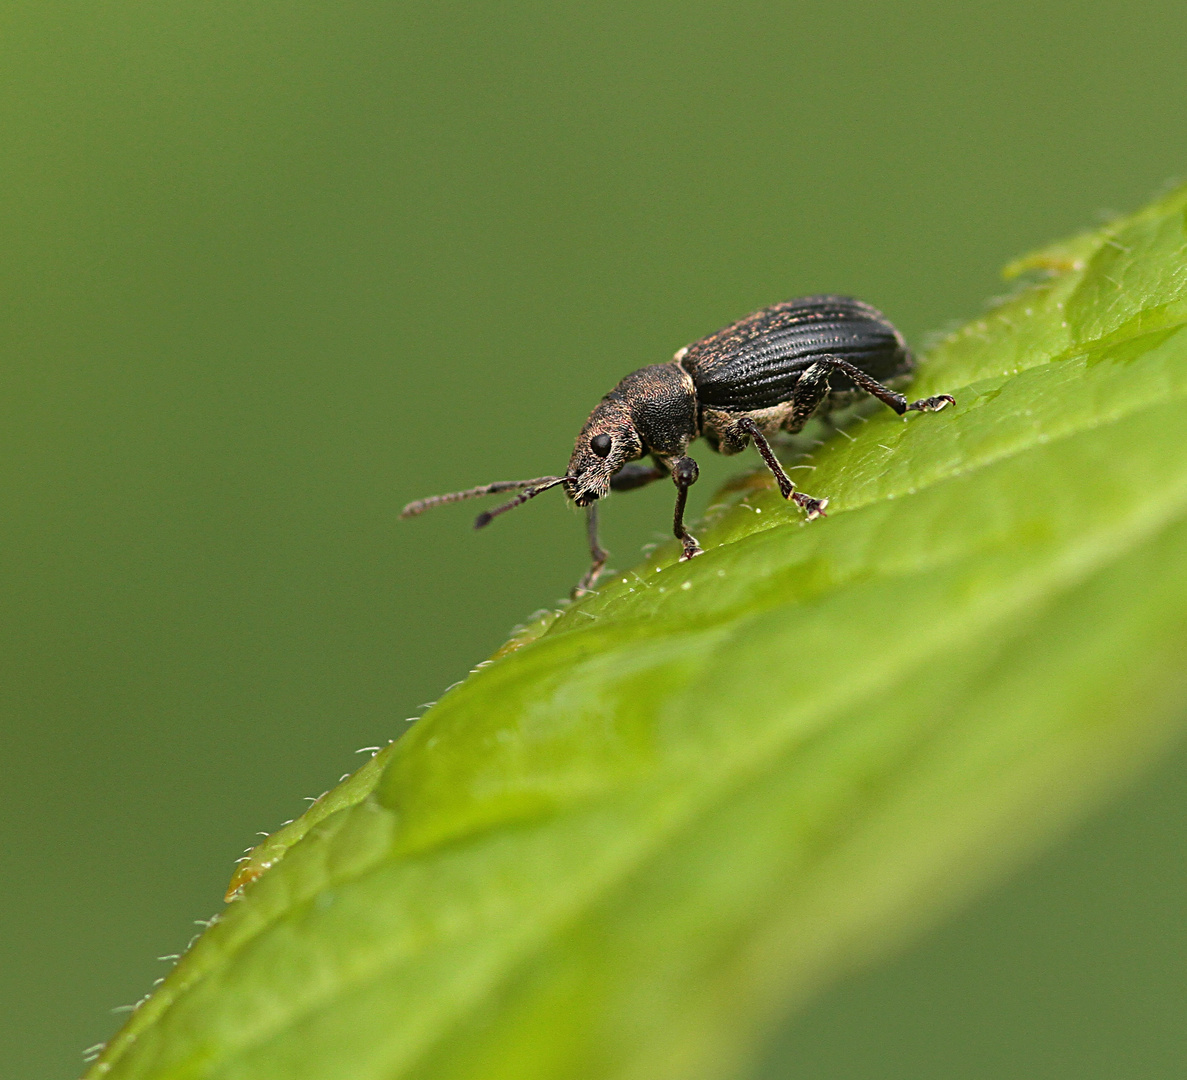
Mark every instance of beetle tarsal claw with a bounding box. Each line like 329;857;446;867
792;493;828;520
907;394;956;413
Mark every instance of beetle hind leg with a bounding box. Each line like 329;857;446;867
905;393;956;413
799;356;956;417
782;361;833;435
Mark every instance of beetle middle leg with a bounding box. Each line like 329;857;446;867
736;416;828;520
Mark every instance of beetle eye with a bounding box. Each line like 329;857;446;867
590;433;612;457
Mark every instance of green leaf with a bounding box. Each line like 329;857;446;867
88;185;1187;1080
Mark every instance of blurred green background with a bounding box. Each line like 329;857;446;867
3;2;1186;1077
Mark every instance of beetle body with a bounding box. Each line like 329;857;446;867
682;295;913;448
402;295;954;592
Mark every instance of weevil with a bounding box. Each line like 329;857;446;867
402;295;954;592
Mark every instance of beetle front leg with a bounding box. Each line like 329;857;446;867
610;461;668;492
737;417;828;520
573;503;609;596
669;456;704;560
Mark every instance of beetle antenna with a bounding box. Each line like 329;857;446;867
474;475;575;529
400;476;569;519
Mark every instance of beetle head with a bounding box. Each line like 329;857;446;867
566;399;643;506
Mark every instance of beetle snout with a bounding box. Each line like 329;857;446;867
567;470;610;507
567;400;642;509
